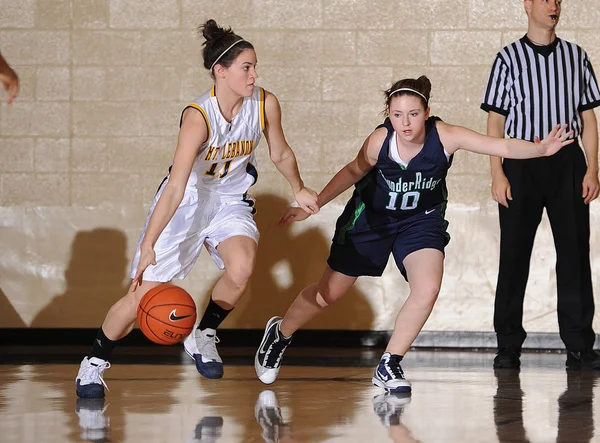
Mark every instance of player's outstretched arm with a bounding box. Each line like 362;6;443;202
263;90;319;214
317;129;382;207
279;129;383;225
438;121;574;159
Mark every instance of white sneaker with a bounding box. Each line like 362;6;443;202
184;328;223;379
255;317;292;385
76;357;110;398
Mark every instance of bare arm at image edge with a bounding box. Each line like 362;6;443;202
580;109;600;204
0;52;19;104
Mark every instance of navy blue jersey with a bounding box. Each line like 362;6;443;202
354;116;452;220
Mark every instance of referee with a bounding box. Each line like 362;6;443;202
481;0;600;370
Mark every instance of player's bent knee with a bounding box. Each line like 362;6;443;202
128;281;164;305
316;289;344;308
413;286;440;308
226;262;254;287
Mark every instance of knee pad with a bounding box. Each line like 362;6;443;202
316;292;330;309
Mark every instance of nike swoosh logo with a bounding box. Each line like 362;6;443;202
259;327;277;355
169;309;193;322
377;370;389;381
259;339;271;355
425;208;435;214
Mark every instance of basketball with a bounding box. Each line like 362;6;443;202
137;284;197;345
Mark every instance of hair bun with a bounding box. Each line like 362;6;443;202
200;19;230;43
416;75;432;98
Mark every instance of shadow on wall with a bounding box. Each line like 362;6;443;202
31;228;130;328
202;193;375;330
0;286;27;327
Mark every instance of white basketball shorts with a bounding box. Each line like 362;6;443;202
130;183;259;282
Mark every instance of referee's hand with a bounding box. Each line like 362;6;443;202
582;170;600;204
491;173;512;208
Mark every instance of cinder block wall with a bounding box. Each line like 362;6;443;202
1;0;598;333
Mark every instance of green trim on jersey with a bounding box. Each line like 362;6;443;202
440;182;450;233
336;201;365;246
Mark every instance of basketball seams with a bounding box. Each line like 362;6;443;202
138;306;195;344
145;315;175;345
138;285;173;312
147;303;196;309
141;308;171;345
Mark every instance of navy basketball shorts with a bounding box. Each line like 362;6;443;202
327;201;450;280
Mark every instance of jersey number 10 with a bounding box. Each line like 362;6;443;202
386;191;420;211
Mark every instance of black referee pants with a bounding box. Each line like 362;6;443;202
494;142;595;352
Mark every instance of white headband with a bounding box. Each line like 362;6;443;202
388;87;428;102
210;39;246;72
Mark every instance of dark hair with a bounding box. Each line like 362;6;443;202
384;75;432;112
198;19;254;76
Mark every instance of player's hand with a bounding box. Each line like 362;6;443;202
294;187;319;215
130;245;156;292
279;207;311;226
0;67;19;104
582;169;600;204
535;124;574;156
491;172;512;208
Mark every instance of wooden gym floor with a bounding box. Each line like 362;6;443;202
0;346;598;442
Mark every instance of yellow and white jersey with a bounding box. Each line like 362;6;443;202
182;85;266;196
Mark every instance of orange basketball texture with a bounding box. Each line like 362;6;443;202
137;284;197;345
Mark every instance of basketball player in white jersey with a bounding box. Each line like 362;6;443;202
75;19;319;398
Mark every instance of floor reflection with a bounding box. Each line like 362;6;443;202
75;398;110;442
372;392;418;443
556;371;599;443
493;370;530;443
189;416;224;443
254;390;292;443
0;350;598;442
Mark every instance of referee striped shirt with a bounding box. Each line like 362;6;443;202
481;35;600;142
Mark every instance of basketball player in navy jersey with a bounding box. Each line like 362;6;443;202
75;19;319;398
254;75;574;393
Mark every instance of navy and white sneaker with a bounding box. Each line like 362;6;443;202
184;328;223;379
372;392;412;427
76;357;111;399
255;317;292;384
372;352;412;393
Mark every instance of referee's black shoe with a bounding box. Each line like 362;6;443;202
566;349;600;370
493;348;521;369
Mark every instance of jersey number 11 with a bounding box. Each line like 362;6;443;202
205;161;232;179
